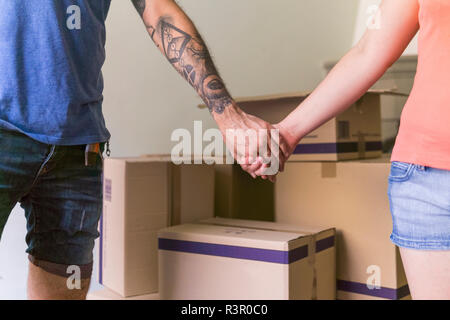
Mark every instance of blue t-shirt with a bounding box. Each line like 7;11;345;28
0;0;111;145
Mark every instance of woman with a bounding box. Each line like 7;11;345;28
248;0;450;299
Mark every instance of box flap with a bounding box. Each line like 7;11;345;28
198;88;408;109
199;217;335;239
158;223;305;251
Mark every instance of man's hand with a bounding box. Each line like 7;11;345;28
214;105;293;182
251;121;298;180
131;1;292;181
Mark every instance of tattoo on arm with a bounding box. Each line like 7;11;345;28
157;18;232;114
131;3;232;114
132;0;156;41
131;0;146;17
147;25;156;40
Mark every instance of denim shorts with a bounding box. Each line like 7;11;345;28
0;128;105;278
388;161;450;250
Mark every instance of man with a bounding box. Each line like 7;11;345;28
0;0;282;299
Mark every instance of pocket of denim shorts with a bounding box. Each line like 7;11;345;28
389;161;414;182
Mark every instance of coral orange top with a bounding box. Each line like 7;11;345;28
391;0;450;170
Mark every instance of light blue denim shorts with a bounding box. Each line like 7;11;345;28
388;161;450;250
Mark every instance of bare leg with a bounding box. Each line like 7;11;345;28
400;248;450;300
27;262;91;300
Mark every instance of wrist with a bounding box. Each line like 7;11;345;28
212;102;242;127
278;113;305;145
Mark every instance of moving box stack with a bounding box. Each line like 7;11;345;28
275;158;410;300
232;90;410;300
214;163;275;222
88;155;216;300
90;89;410;300
200;90;407;161
158;218;336;300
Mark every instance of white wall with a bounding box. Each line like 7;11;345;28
0;0;358;299
103;0;359;157
353;0;418;55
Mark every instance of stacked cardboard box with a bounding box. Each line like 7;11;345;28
98;156;215;298
275;157;410;300
95;88;409;301
199;90;407;161
215;164;275;221
158;218;336;300
204;89;410;300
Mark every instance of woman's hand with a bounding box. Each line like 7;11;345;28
249;121;299;180
215;105;285;182
251;0;420;182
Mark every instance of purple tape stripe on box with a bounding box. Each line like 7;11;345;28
288;245;308;264
396;284;411;299
294;143;337;154
365;141;383;151
159;236;335;265
337;280;410;300
159;238;290;264
316;236;335;253
294;142;382;155
289;235;334;263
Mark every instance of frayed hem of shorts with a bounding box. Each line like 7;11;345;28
28;255;93;279
390;234;450;251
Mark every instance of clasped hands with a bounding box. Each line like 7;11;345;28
217;106;298;183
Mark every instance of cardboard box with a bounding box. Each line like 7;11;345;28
158;218;336;300
275;156;410;300
87;288;160;300
201;90;407;161
99;156;215;297
215;164;274;221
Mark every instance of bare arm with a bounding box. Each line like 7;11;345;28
278;0;420;151
132;0;234;117
132;0;285;180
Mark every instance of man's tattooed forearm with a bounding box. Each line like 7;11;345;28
131;0;146;17
132;5;232;114
146;24;156;41
156;18;232;114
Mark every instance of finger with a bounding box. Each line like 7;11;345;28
240;163;257;178
241;166;257;179
279;143;290;172
263;133;282;173
278;152;286;173
254;162;270;176
280;141;290;159
268;147;284;174
257;129;272;161
247;160;264;174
